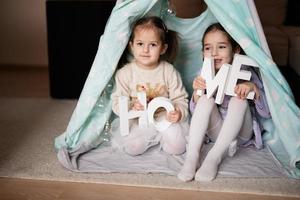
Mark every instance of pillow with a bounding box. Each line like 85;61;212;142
254;0;288;26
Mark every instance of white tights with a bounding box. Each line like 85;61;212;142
178;95;252;182
123;122;187;156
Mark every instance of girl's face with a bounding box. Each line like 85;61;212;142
203;30;240;70
130;27;168;69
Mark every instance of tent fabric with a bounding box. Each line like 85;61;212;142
54;0;300;178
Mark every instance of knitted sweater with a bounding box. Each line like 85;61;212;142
111;60;189;122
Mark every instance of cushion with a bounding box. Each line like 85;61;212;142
279;26;300;72
280;26;300;37
254;0;288;26
288;36;300;75
263;26;289;66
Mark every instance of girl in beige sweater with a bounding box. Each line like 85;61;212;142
111;16;189;156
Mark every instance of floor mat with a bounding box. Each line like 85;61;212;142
0;98;299;197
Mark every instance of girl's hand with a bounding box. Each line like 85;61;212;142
192;76;206;103
234;82;260;100
193;75;206;90
167;107;182;123
131;100;144;111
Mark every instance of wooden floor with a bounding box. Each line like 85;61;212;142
1;177;299;200
0;66;299;200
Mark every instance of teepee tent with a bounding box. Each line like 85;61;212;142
55;0;300;178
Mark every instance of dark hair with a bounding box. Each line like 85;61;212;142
129;16;178;63
202;23;243;54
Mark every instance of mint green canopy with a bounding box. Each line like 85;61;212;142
55;0;300;178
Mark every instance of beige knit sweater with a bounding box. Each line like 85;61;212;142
111;60;189;122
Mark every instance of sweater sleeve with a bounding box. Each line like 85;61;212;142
166;64;189;121
189;95;197;114
249;67;271;118
111;67;131;116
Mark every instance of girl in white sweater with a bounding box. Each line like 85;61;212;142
111;16;189;156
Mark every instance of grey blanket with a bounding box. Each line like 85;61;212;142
58;142;287;178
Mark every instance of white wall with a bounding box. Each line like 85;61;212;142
0;0;48;67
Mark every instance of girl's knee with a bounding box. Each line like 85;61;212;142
230;96;247;105
123;138;147;156
229;97;248;111
195;95;215;114
162;141;186;155
197;95;215;105
161;124;186;155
